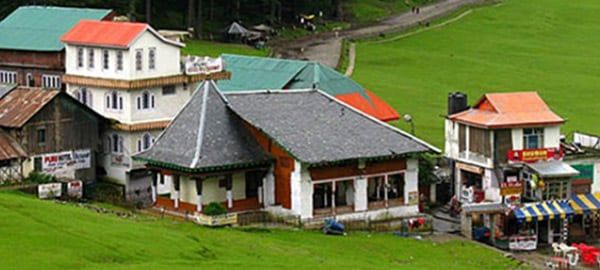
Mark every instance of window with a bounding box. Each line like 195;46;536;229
0;70;17;84
77;47;84;68
26;73;33;87
137;91;155;110
137;133;154;152
182;83;188;91
41;75;61;89
148;47;156;70
387;173;405;201
106;91;123;111
523;128;544;149
162;85;175;95
135;49;143;71
102;49;109;70
88;48;95;69
245;171;262;198
36;127;46;145
111;134;123;153
116;51;123;71
74;88;92;107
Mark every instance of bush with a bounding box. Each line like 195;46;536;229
25;171;56;184
203;202;227;216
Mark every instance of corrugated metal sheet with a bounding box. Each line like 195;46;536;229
0;130;26;161
0;84;17;99
0;6;112;51
0;87;59;128
61;20;147;48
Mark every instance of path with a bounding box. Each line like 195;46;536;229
272;0;494;68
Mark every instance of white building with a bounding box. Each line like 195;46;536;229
61;20;228;198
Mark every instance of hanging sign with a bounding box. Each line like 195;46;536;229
456;162;483;174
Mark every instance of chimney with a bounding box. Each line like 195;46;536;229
447;92;468;115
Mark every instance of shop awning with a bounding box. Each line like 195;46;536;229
514;200;574;222
526;161;580;178
570;193;600;215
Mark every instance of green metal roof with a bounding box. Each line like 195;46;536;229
0;6;112;51
218;54;366;98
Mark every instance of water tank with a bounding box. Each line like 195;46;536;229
447;92;468;115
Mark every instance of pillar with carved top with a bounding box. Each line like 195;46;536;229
173;174;180;209
225;175;233;209
194;177;203;212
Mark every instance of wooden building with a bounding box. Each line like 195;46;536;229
135;81;438;221
0;6;113;89
0;87;106;182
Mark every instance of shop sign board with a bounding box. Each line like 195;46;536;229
67;181;83;199
509;235;537;251
500;181;523;196
507;148;563;163
456;162;483;174
42;149;91;177
38;183;62;199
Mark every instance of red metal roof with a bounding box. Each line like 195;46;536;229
0;87;59;128
61;20;148;48
0;130;26;161
335;90;400;122
449;92;564;129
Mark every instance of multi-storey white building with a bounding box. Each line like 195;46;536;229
61;20;228;198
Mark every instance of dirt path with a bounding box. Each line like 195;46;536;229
272;0;495;68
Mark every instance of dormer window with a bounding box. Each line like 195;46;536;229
102;49;109;70
88;48;94;69
77;47;84;68
135;49;143;71
148;47;156;70
523;128;544;149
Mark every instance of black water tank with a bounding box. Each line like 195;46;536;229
447;92;468;115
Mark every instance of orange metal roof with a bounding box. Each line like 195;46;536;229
0;87;59;128
0;130;26;161
335;90;400;122
61;20;148;48
449;92;564;129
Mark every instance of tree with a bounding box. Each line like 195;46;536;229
195;0;203;39
334;0;343;20
187;0;195;30
145;0;151;23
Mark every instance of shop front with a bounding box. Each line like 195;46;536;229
569;193;600;242
509;200;574;251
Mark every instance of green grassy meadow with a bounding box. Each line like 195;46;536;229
182;40;268;58
346;0;436;23
352;0;600;147
0;191;523;269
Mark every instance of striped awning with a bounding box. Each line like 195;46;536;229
514;200;574;223
570;193;600;215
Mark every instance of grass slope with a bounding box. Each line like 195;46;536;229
182;40;268;58
346;0;436;23
352;0;600;147
0;191;522;270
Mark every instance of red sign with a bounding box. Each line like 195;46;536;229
507;148;563;163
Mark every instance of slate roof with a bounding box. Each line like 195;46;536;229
134;81;271;172
449;92;564;129
0;6;112;51
61;20;184;48
226;90;438;165
0;130;26;161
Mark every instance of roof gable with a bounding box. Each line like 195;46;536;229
135;81;270;171
0;6;112;51
226;90;436;164
0;130;26;161
450;92;565;129
61;20;183;48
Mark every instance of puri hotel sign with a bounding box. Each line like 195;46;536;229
507;148;563;163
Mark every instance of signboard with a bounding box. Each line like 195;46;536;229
507;148;563;163
38;183;62;199
111;154;130;167
509;235;537;251
67;181;83;199
184;56;224;75
42;149;91;177
408;191;419;205
500;181;523;196
456;162;483;174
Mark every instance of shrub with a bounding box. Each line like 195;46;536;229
203;202;227;216
25;171;56;184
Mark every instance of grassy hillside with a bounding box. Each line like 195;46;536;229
352;0;600;147
182;40;268;58
0;191;523;269
346;0;437;23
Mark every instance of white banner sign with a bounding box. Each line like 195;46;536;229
41;149;91;177
38;183;62;199
67;181;83;199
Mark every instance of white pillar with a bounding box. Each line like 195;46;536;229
174;191;179;209
405;159;419;205
226;190;233;209
354;177;368;212
258;186;263;204
151;185;157;203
